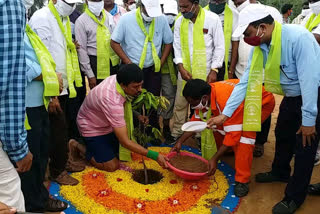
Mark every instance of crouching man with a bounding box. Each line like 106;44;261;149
172;79;275;197
77;64;168;171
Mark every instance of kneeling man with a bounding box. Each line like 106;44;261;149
77;64;168;171
172;79;275;197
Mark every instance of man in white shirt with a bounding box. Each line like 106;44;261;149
29;0;84;186
206;0;240;80
170;0;225;143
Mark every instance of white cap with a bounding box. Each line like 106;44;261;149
232;4;271;38
65;0;83;3
163;0;178;15
141;0;162;17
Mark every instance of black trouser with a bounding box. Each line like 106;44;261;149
49;95;69;178
256;115;272;145
271;92;320;206
20;106;50;212
66;72;86;143
89;55;119;85
142;66;161;129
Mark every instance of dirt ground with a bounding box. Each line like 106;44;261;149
223;95;320;214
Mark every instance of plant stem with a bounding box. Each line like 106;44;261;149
142;156;148;185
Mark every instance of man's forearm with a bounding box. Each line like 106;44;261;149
110;40;132;64
211;144;229;161
229;41;239;74
160;43;173;66
176;131;195;145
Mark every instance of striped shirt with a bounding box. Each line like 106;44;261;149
77;75;126;137
0;0;28;162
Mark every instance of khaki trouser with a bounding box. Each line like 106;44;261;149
171;80;189;138
0;142;25;212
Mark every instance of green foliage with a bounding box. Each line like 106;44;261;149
132;89;170;148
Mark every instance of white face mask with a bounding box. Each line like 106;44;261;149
301;8;311;17
191;97;208;110
237;0;250;12
55;0;76;17
23;0;34;10
128;4;136;11
141;11;153;22
88;1;104;16
309;1;320;15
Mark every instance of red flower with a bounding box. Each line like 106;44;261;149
170;180;178;184
117;178;123;182
145;189;149;192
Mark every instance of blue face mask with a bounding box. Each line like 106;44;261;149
182;4;195;19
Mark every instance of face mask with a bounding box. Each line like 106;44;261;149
209;2;226;15
301;9;311;17
55;0;76;17
23;0;34;10
166;14;176;25
244;25;264;46
236;0;250;12
88;1;104;16
141;11;153;22
182;4;195;19
128;4;136;11
309;1;320;15
192;97;208;110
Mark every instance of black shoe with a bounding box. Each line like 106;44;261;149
234;182;249;197
308;183;320;195
272;199;298;214
164;135;177;145
45;198;68;212
255;171;289;183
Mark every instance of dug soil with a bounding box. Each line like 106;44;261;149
132;169;164;185
169;154;208;173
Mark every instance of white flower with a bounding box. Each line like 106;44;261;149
173;200;179;205
136;203;143;209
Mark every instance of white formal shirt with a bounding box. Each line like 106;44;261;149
173;10;225;80
29;6;69;95
217;5;239;61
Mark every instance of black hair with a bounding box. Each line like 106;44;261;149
188;0;199;4
250;15;274;27
116;64;144;86
281;4;293;14
303;1;309;9
123;0;128;3
183;79;211;100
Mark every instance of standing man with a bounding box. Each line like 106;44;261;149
206;0;240;81
0;0;31;211
232;0;282;157
21;0;68;211
29;0;84;186
111;0;173;130
169;0;225;144
302;0;320;43
104;0;126;25
281;3;293;24
123;0;136;11
292;1;311;25
161;0;178;143
209;4;320;213
76;0;117;89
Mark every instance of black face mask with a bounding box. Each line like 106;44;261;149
209;2;226;14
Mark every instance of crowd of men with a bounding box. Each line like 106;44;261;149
1;0;320;213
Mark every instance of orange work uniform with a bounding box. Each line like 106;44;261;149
191;79;275;183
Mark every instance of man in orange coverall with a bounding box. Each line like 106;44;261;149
172;79;275;197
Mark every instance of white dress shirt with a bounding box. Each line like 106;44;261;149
217;5;239;61
29;7;69;95
173;10;225;80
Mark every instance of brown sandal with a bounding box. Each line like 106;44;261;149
45;198;68;212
